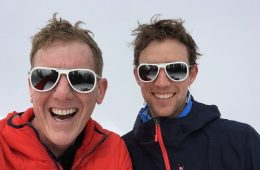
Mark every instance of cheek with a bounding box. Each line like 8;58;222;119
140;84;153;100
79;94;97;109
31;93;41;105
176;82;189;96
80;100;96;121
140;83;150;93
31;93;49;111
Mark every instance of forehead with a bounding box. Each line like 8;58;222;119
139;39;189;64
33;41;95;69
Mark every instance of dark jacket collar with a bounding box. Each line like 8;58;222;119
133;99;221;147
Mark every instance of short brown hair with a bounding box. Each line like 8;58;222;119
132;16;200;67
30;13;103;76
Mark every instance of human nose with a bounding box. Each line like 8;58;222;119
52;75;73;99
154;68;171;87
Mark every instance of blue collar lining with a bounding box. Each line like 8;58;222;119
176;97;192;118
139;97;193;122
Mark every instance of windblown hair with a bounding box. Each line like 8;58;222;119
30;13;103;76
132;15;200;67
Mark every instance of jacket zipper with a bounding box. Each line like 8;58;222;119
154;118;171;170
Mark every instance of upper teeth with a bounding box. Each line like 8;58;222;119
51;108;77;115
155;93;173;99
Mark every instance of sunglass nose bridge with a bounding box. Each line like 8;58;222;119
156;63;168;69
56;69;71;75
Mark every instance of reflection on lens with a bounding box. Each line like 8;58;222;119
139;65;158;82
31;68;58;91
69;70;95;92
166;63;188;81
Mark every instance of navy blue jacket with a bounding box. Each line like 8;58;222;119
122;100;260;170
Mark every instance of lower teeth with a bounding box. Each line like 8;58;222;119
53;114;73;120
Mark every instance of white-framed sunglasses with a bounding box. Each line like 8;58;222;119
29;67;100;93
137;61;190;82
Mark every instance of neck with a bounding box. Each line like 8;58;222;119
31;118;74;158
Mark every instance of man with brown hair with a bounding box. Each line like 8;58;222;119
123;16;260;170
0;14;132;170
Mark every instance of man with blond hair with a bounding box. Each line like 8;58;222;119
0;14;132;170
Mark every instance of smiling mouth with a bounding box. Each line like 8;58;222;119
50;108;78;121
154;93;175;99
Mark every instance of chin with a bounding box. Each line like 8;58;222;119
157;113;174;117
151;106;174;117
49;132;76;147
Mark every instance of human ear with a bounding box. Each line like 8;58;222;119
96;78;108;104
28;78;33;103
188;64;198;85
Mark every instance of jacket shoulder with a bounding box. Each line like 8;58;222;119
96;127;132;170
122;130;135;146
205;118;260;150
205;118;260;169
206;118;258;135
122;130;134;140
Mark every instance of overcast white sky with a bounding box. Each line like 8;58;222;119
0;0;259;135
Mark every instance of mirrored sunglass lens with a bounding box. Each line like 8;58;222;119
139;65;158;82
69;70;95;92
31;68;59;91
166;63;188;81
